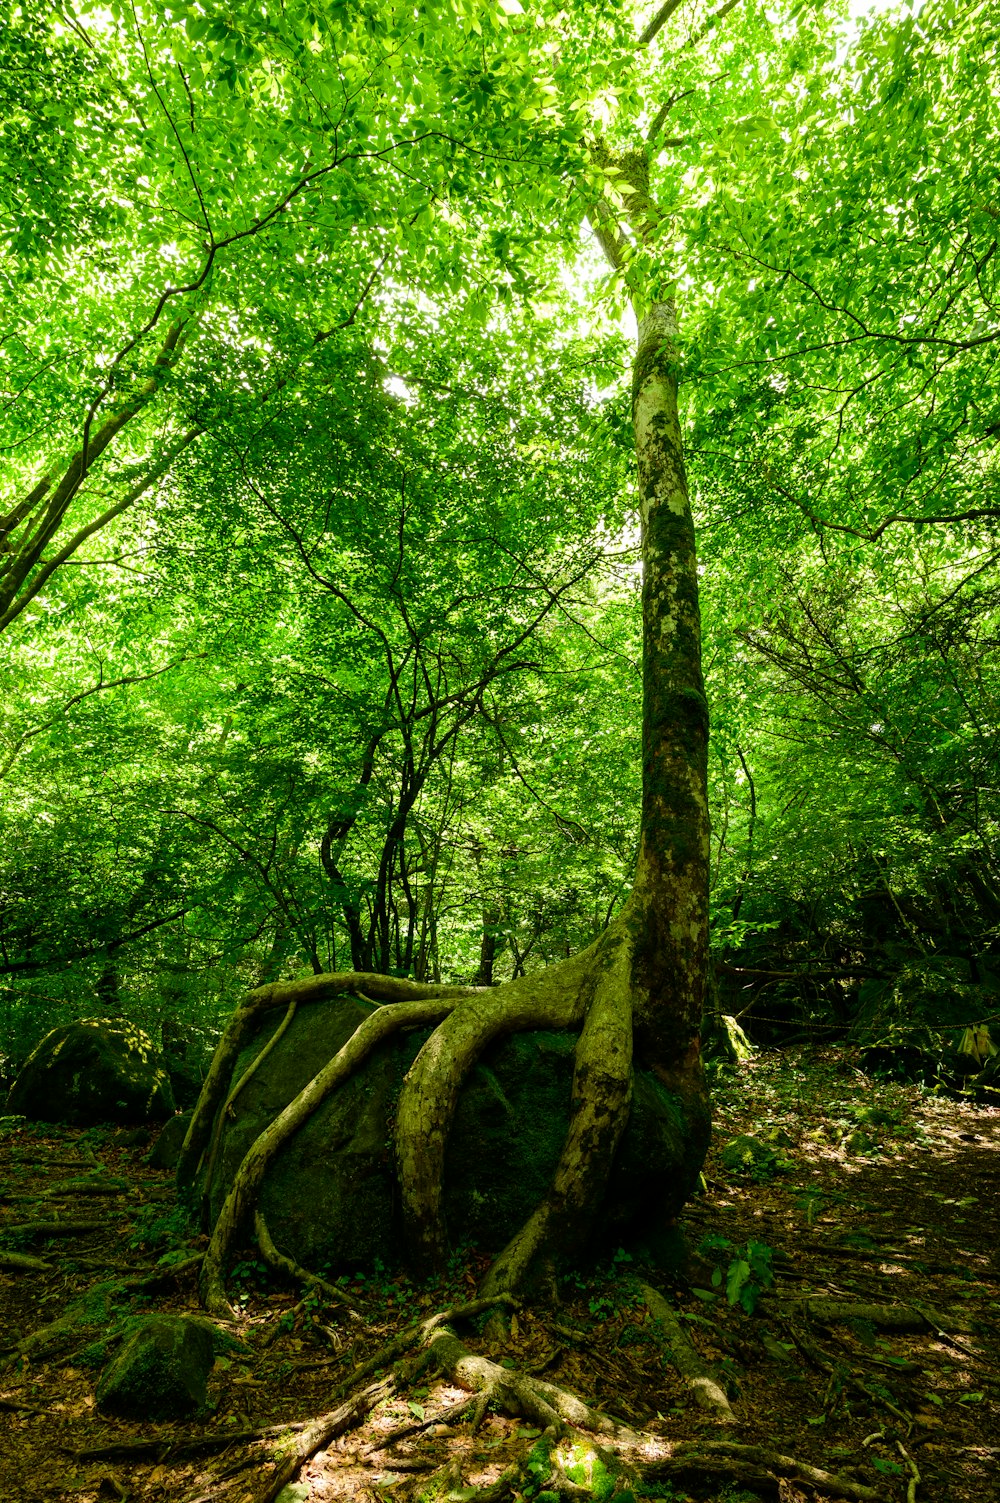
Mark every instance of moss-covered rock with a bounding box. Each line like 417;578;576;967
96;1315;216;1419
7;1018;174;1126
200;997;710;1273
719;1134;781;1177
148;1110;194;1170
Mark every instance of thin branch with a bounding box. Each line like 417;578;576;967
0;652;207;784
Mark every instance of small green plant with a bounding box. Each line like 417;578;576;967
128;1201;195;1252
698;1234;774;1313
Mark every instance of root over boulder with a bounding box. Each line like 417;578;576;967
191;990;708;1279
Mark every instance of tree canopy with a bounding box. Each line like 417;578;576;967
1;0;998;1060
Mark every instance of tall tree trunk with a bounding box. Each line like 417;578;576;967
626;299;711;1075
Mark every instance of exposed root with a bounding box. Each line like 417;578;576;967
394;948;594;1270
327;1295;519;1405
898;1440;921;1503
202;998;298;1193
177;970;480;1195
644;1439;880;1502
640;1281;736;1425
253;1209;362;1321
250;1378;393;1503
199;995;460;1315
480;937;634;1298
424;1322;621;1437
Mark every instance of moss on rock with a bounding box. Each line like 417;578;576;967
8;1018;174;1126
96;1314;216;1419
200;998;711;1273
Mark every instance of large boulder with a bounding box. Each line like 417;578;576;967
96;1315;215;1418
8;1018;174;1126
200;997;710;1273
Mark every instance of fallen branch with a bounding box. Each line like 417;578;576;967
0;1250;51;1271
0;1395;57;1415
641;1283;736;1424
38;1178;129;1197
1;1219;103;1238
787;1297;973;1334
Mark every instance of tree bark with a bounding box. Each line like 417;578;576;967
625;298;710;1077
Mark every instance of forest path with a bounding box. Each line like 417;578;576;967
0;1046;996;1503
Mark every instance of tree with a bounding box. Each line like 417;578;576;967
179;0;737;1314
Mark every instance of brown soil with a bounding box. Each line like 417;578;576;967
1;1044;997;1503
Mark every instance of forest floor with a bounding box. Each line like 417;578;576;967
0;1044;998;1503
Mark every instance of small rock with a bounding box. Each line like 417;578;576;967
96;1315;216;1419
147;1111;194;1170
719;1135;774;1175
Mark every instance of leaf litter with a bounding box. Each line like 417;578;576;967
0;1044;996;1503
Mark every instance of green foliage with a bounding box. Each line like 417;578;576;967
699;1235;775;1315
128;1200;196;1253
1;0;999;1067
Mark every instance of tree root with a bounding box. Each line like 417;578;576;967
480;939;634;1298
640;1281;736;1425
423;1323;621;1436
202;998;298;1193
177;970;481;1195
199;994;462;1315
253;1210;362;1321
395;947;594;1271
250;1378;393;1503
644;1440;880;1501
898;1441;920;1503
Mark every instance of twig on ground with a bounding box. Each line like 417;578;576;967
364;1393;476;1454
